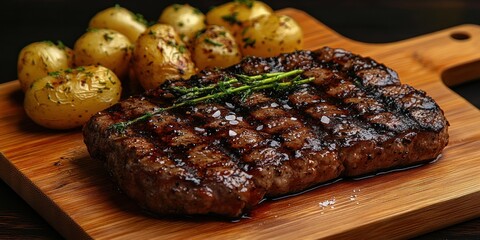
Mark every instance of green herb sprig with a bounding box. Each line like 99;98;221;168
235;0;254;8
109;69;314;132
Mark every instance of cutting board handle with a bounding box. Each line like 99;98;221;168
398;24;480;86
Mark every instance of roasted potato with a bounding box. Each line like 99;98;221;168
133;24;196;90
17;41;74;92
192;25;242;70
74;28;132;79
158;4;206;46
89;5;148;42
239;14;303;57
206;0;273;38
24;66;122;129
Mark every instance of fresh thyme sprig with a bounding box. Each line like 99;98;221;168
109;69;314;132
169;72;287;94
170;70;304;102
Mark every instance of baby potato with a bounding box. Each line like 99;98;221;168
17;41;74;92
24;66;122;129
240;14;303;57
89;5;148;42
74;28;133;79
133;24;196;90
158;4;206;46
192;25;241;70
206;0;273;38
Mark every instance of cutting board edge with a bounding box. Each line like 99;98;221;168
324;190;480;239
0;152;92;240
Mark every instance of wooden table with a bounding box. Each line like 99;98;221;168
1;1;480;239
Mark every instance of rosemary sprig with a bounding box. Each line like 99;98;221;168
109;69;314;132
169;72;287;95
170;70;303;102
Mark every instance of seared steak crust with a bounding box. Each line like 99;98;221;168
83;47;449;217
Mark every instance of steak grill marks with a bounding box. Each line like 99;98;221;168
83;47;449;217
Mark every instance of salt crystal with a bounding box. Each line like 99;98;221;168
229;120;239;125
229;130;237;137
319;201;329;207
194;127;205;132
290;117;298;121
269;140;280;147
329;143;336;149
321;116;331;124
225;102;234;109
319;198;336;208
256;125;264;131
225;115;236;120
212;110;221;118
283;104;292;110
270;102;279;108
236;116;243;121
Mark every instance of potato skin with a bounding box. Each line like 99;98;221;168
89;6;147;42
158;4;206;46
24;65;122;129
192;25;242;70
74;28;132;79
206;1;273;38
133;24;196;90
240;14;303;57
17;41;74;92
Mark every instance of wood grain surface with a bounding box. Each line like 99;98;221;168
1;9;480;239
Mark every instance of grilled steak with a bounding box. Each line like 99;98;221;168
83;47;449;218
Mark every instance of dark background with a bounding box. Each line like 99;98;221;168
2;0;480;107
1;0;480;239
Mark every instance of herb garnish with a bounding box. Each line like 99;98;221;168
193;8;202;15
103;33;114;41
167;40;187;53
134;13;149;26
45;82;55;89
242;37;256;48
86;27;99;32
177;45;187;53
204;38;223;47
56;41;66;50
234;0;254;8
109;69;314;132
172;4;182;11
48;71;61;77
75;66;86;72
221;12;242;26
43;40;66;50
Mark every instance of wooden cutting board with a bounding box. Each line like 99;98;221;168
1;8;480;239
